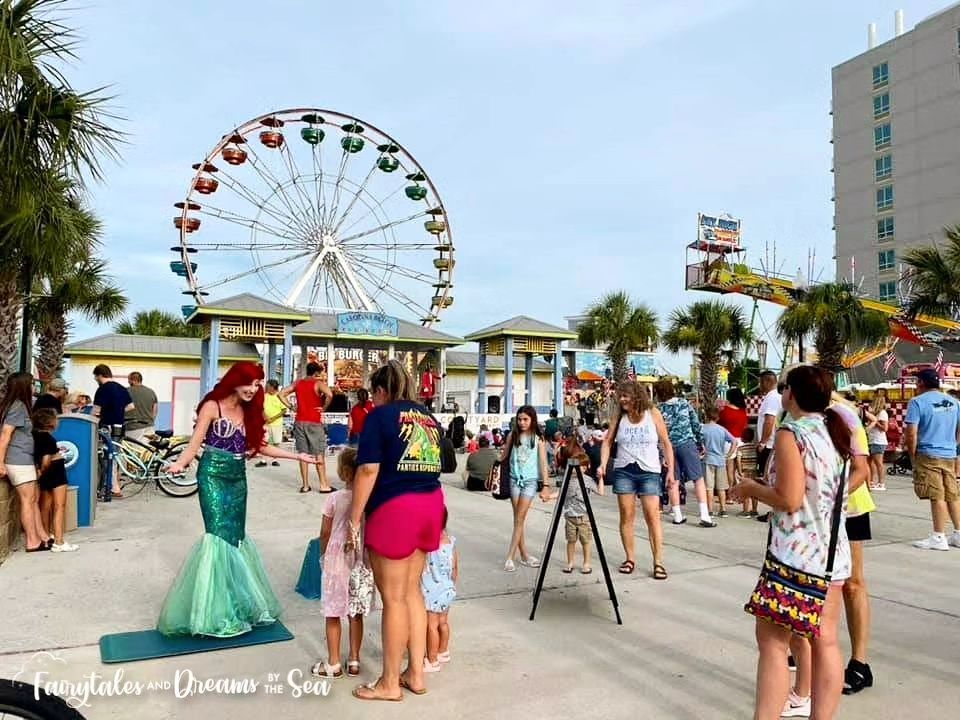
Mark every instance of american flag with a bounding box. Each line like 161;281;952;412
627;364;636;381
883;350;897;374
935;348;945;371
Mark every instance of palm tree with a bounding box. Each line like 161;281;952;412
662;300;748;404
577;291;658;384
0;0;123;382
901;226;960;320
33;255;127;381
776;282;889;372
115;309;202;338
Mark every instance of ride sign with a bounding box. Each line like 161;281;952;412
697;212;741;249
336;312;399;338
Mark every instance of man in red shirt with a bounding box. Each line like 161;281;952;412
281;362;333;493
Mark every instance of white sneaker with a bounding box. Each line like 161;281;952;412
948;531;960;549
504;559;516;572
782;690;811;717
51;542;78;553
519;555;540;568
913;534;950;551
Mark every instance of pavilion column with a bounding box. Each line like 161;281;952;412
327;340;336;387
281;322;294;386
204;317;221;394
524;353;534;407
553;342;565;415
477;345;487;413
388;343;396;361
503;337;515;414
299;344;309;377
267;342;278;380
200;336;211;394
439;347;448;411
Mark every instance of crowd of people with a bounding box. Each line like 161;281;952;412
6;354;959;715
451;364;960;718
0;365;160;553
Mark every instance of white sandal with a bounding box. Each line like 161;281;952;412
311;661;343;678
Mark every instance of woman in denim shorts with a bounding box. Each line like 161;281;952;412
596;382;674;580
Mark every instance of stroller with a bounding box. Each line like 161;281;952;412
887;451;912;475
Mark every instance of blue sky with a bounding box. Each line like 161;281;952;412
64;0;949;374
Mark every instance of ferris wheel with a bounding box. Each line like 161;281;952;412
171;108;454;325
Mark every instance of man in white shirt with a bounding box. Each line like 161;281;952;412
756;370;781;478
752;370;781;521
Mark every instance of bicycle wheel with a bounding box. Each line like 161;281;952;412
156;446;199;498
0;680;88;719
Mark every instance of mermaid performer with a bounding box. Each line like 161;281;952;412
159;362;319;637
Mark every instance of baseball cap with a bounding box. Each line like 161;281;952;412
48;378;68;390
914;367;940;388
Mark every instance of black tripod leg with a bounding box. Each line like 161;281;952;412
580;467;622;625
530;463;572;621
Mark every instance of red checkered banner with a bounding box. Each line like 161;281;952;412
745;397;909;427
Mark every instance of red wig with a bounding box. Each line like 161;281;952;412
198;361;265;454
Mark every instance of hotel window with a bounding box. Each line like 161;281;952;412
878;280;897;302
874;123;892;149
873;93;890;118
872;62;889;89
875;154;892;181
876;185;894;211
877;216;895;241
878;249;895;271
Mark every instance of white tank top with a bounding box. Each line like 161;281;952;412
612;412;660;473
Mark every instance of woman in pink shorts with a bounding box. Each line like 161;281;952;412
348;360;444;702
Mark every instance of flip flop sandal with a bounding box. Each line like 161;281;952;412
581;567;593;574
353;683;403;702
299;487;311;494
618;560;635;574
562;566;574;574
653;564;668;580
310;661;342;678
26;543;50;553
399;675;427;696
347;660;360;677
317;488;335;494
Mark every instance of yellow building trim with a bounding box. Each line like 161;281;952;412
187;307;311;323
465;329;577;342
293;332;461;346
66;350;257;362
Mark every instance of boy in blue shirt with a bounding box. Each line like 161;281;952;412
700;406;737;518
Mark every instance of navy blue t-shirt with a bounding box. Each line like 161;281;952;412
357;400;442;515
94;381;133;428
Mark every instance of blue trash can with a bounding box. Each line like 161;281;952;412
54;414;99;527
326;422;348;449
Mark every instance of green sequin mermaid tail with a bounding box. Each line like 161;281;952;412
157;448;281;637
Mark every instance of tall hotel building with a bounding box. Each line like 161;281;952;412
832;6;960;301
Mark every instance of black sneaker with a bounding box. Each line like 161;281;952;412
671;517;688;525
842;659;873;695
255;461;267;468
756;512;770;522
271;461;280;467
699;519;718;528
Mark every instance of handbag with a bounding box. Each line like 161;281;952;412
294;537;323;600
486;458;511;500
744;459;847;639
348;549;375;616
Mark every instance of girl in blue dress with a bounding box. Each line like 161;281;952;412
422;508;458;673
159;362;320;637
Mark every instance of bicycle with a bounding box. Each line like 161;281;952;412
98;429;199;499
0;679;86;719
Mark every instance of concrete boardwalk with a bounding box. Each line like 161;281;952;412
1;456;958;719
